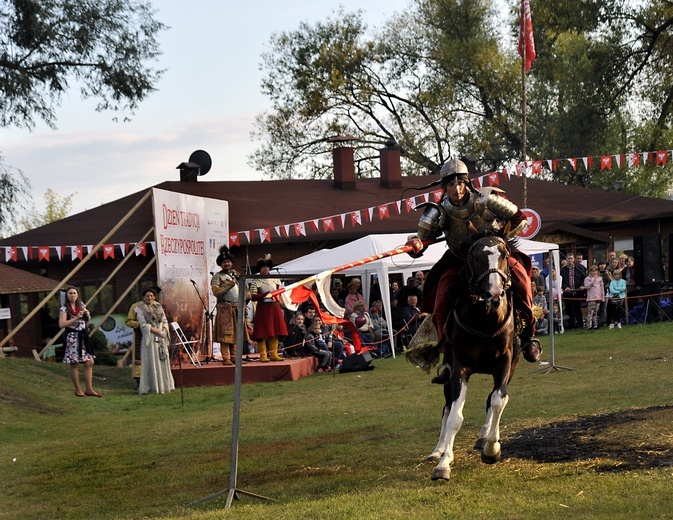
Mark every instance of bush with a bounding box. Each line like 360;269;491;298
89;327;117;366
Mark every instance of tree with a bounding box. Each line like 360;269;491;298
0;0;166;130
19;188;76;231
0;157;31;237
0;0;165;236
252;0;673;197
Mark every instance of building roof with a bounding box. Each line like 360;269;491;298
2;174;673;248
0;263;61;294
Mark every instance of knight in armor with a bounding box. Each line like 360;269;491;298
211;245;245;365
406;157;541;380
249;254;288;362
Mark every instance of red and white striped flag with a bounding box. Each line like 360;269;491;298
518;0;536;73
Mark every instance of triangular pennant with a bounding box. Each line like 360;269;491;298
310;219;320;232
350;211;362;226
242;231;251;243
516;162;525;176
55;246;63;261
657;150;668;166
432;189;443;202
38;246;50;262
260;228;271;243
472;176;481;189
378;204;390;220
642;152;649;165
71;245;83;260
501;167;510;181
119;243;127;257
628;152;639;167
22;246;30;260
103;244;115;259
395;200;402;214
613;154;622;168
601;155;612;171
405;197;416;212
545;160;553;172
532;161;542;175
322;218;334;232
294;222;306;236
421;193;429;203
488;172;500;186
228;234;239;247
136;242;147;256
367;207;374;222
149;242;156;254
567;158;577;171
339;213;347;228
5;246;17;262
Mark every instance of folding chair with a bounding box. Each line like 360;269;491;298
170;322;201;367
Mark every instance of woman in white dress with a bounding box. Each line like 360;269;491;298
136;287;175;395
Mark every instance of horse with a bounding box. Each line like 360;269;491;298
427;234;519;481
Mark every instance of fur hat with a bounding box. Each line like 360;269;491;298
256;253;273;270
216;245;235;266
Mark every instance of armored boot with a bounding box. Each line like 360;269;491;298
258;339;269;363
268;337;284;361
520;333;542;363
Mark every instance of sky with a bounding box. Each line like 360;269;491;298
0;0;413;220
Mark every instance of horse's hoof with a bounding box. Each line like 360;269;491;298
426;453;441;463
481;450;502;464
431;467;451;481
473;438;485;450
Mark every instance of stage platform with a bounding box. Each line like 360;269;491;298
171;355;316;387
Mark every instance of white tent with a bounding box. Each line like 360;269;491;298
276;233;560;357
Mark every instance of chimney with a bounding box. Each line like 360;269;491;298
177;161;200;182
380;140;402;189
329;135;357;190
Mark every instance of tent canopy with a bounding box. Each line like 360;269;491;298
276;233;560;356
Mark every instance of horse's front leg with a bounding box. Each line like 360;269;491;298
430;369;469;481
478;363;511;464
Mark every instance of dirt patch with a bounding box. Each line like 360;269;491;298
503;405;673;472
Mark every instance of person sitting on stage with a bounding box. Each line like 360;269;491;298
249;254;288;362
211;245;245;365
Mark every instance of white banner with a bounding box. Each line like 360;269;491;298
152;188;229;356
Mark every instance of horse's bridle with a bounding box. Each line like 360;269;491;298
466;236;512;298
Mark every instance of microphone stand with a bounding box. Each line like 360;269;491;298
191;279;216;363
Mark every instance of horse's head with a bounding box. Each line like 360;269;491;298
467;235;511;309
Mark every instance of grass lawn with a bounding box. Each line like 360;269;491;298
2;322;673;519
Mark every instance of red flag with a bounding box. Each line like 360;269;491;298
532;161;542;175
322;217;335;232
350;211;362;226
6;246;17;262
405;197;416;212
601;155;612;170
260;228;271;243
103;244;115;259
473;176;482;189
136;242;147;256
294;222;306;236
657;150;668;166
488;172;500;186
228;233;239;247
38;246;50;262
518;0;536;73
378;204;390;219
432;189;443;202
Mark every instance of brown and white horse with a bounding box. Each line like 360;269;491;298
428;235;519;481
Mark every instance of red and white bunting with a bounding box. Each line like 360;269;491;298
5;246;17;262
322;218;334;232
567;158;577;171
532;161;542;175
229;233;240;247
103;244;115;260
38;246;50;262
601;155;612;170
119;243;127;257
657;150;668;166
310;219;321;232
432;189;443;202
367;207;374;222
488;172;499;186
613;154;622;168
136;242;146;256
405;197;416;212
70;245;82;260
294;222;306;236
260;228;271;243
378;204;390;219
628;153;639;167
350;211;362;226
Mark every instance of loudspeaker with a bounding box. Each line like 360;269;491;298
339;351;374;373
634;233;663;285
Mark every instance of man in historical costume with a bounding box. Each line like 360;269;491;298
125;286;161;390
405;157;542;382
211;245;245;365
249;254;288;362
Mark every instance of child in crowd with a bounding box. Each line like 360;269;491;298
584;265;605;329
608;269;627;329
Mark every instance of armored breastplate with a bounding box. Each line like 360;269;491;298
440;189;515;258
213;271;239;304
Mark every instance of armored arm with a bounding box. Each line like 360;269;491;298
406;202;447;258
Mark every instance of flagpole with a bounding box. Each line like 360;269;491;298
521;0;528;209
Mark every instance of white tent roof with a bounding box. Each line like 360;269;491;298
276;233;560;357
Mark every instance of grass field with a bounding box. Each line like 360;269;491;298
2;322;673;519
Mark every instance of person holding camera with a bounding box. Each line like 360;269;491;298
59;287;101;397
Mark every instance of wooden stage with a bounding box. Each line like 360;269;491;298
170;355;316;387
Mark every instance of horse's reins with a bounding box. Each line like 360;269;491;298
456;236;513;339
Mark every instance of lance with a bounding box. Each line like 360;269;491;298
268;237;442;317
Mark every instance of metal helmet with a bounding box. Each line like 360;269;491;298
440;157;472;188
